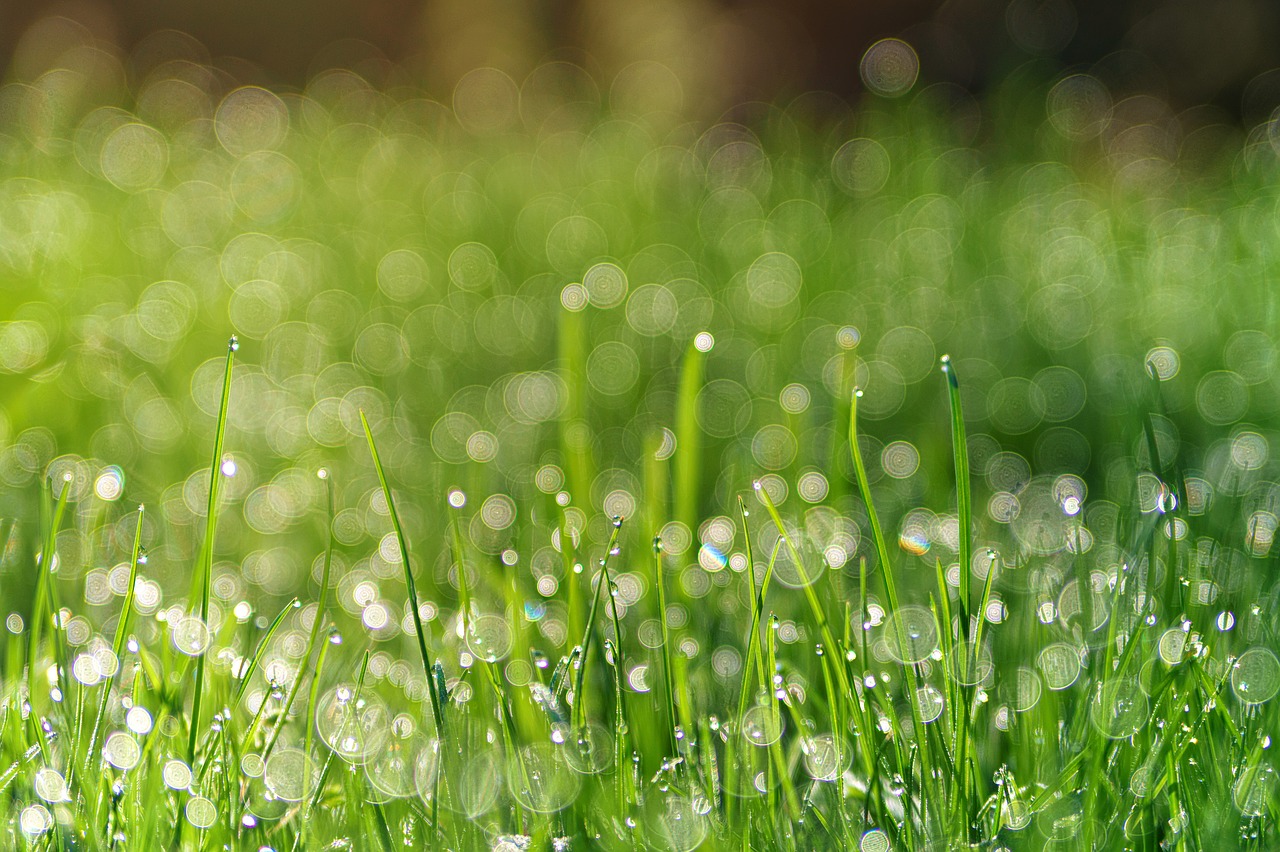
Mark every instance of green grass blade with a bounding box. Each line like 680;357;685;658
571;519;623;729
305;649;372;820
187;336;237;765
652;534;678;756
848;390;898;613
673;334;709;537
263;468;338;761
235;596;299;752
28;472;73;721
361;410;445;735
84;504;145;776
752;482;854;703
941;355;973;640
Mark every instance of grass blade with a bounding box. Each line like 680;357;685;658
941;355;973;640
84;504;145;776
652;533;678;756
28;472;73;725
674;333;710;537
187;336;237;765
262;467;337;761
360;410;445;735
571;519;623;729
235;596;299;751
848;390;898;614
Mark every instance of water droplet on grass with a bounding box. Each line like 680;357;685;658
33;767;68;803
94;466;125;501
19;804;52;837
466;614;513;663
740;704;783;746
172;615;211;656
1145;346;1179;380
185;795;217;829
507;742;580;813
882;605;938;664
916;684;946;722
241;753;264;778
163;759;191;790
1038;642;1082;690
1234;762;1277;817
563;723;614;775
860;828;890;852
1090;678;1148;739
265;747;317;802
125;706;152;734
1232;647;1280;705
103;732;140;770
316;684;390;763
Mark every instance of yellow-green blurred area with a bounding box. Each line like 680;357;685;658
6;10;1280;849
0;7;1278;614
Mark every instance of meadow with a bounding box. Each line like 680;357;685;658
0;37;1278;850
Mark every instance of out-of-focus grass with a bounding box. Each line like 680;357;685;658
0;45;1276;850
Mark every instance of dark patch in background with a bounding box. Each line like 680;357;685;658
3;0;1279;119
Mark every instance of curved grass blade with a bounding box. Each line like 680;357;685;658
28;472;73;724
305;649;371;821
848;390;898;613
571;519;623;729
84;504;146;775
846;388;937;836
262;468;337;761
361;410;445;735
235;596;300;752
303;623;333;772
751;482;854;703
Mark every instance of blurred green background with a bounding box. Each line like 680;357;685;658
1;0;1279;606
0;3;1278;847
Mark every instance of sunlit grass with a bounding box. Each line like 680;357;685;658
2;345;1276;849
0;43;1277;851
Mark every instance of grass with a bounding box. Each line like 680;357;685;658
0;49;1277;850
6;350;1275;850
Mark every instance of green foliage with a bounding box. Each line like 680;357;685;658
0;61;1276;850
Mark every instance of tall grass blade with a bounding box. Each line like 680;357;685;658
187;336;237;765
673;334;709;537
652;534;678;755
571;519;623;729
941;355;973;639
361;410;445;735
235;596;299;751
253;469;337;766
28;472;73;722
84;504;145;775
